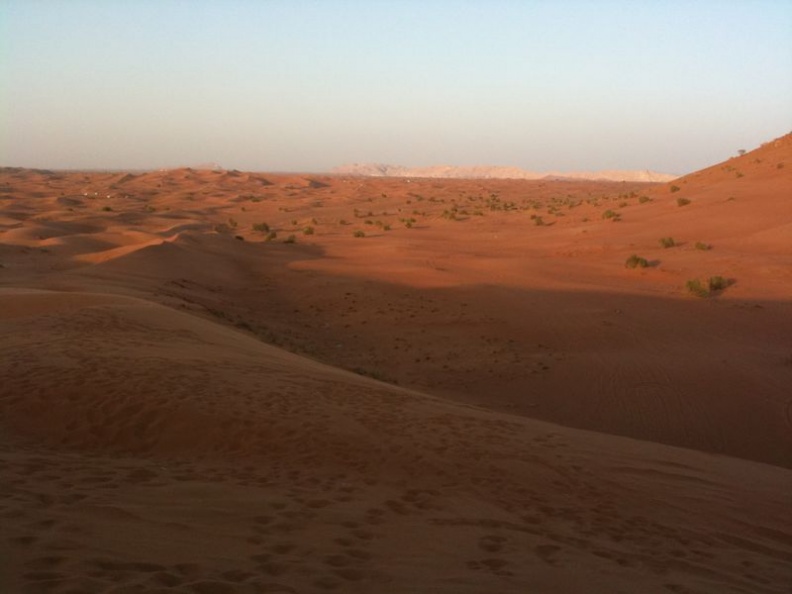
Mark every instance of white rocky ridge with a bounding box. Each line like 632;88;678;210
332;163;677;182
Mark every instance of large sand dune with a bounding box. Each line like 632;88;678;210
1;135;791;592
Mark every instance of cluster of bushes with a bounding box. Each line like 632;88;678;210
686;276;730;297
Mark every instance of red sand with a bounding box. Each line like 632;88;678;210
1;135;791;592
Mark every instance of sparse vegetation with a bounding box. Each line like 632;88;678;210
602;209;621;221
694;242;711;251
353;230;366;238
264;230;277;242
303;226;314;235
708;276;728;292
283;234;296;244
625;254;649;269
670;185;681;193
638;196;651;204
686;276;731;297
686;278;709;297
101;206;113;212
252;222;270;233
659;237;676;248
676;198;691;206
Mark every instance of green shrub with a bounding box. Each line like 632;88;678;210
638;196;651;204
659;237;676;248
708;276;728;291
686;276;730;297
677;198;691;207
694;241;711;251
686;279;709;297
625;254;649;269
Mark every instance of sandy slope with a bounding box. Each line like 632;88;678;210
1;134;791;592
1;289;790;593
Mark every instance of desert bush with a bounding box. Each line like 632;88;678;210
708;276;728;291
602;209;620;221
686;276;730;297
353;230;365;238
303;226;314;235
677;198;691;207
670;185;681;193
625;254;649;269
102;206;113;212
638;196;651;204
252;222;270;232
659;237;676;248
264;230;277;242
694;241;711;251
284;234;296;244
686;279;709;297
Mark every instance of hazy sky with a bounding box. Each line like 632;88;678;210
2;0;791;174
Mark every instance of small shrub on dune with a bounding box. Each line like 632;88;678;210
625;254;649;269
303;226;314;235
686;276;731;297
602;209;621;221
353;230;366;238
686;279;709;297
252;222;270;233
283;234;296;244
676;197;691;207
670;185;681;193
638;196;651;204
659;237;676;248
694;241;711;251
708;276;729;292
264;230;277;242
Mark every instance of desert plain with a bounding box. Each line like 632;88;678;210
1;135;791;593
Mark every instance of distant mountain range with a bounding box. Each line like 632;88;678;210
332;163;677;182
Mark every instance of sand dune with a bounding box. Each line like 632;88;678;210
2;289;790;593
1;134;791;592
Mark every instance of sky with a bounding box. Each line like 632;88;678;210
1;0;791;174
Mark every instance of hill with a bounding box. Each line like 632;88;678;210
332;162;678;182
